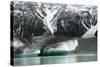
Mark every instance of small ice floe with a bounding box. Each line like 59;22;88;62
23;48;40;54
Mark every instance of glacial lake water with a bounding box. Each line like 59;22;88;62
12;51;97;66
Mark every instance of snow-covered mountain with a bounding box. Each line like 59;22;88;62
11;1;97;55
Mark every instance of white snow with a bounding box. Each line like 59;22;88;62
13;39;25;48
82;24;97;38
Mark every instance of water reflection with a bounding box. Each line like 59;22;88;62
13;53;97;66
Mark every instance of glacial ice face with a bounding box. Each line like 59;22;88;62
45;39;78;52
